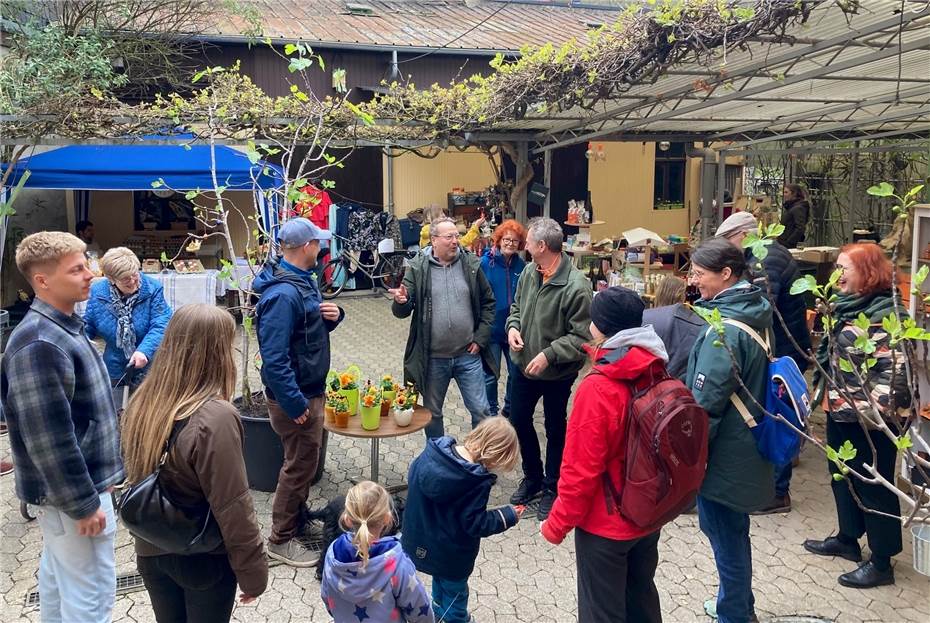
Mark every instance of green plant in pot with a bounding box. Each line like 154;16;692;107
360;382;382;431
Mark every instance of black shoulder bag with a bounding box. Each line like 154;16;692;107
117;418;223;555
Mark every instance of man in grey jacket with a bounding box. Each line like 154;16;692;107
390;217;497;438
1;231;123;622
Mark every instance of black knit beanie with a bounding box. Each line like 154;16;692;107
590;286;645;337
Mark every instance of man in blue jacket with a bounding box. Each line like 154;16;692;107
254;218;344;567
1;232;123;622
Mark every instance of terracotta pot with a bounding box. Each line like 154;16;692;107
380;400;391;417
324;405;336;424
335;410;350;428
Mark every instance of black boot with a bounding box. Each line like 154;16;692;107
803;535;862;563
510;478;543;505
838;560;895;588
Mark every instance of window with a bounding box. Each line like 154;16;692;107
654;142;686;210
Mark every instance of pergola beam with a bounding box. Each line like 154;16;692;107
536;8;930;138
723;107;930;148
709;86;930;139
533;35;930;155
725;142;930;157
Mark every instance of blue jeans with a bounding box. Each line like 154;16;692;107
483;341;514;417
37;492;117;623
774;461;792;498
423;353;490;438
697;496;755;623
433;576;469;623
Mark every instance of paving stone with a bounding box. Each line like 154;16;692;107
3;296;929;622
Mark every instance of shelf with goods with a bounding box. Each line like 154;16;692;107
906;204;930;489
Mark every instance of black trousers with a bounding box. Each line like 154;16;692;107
575;528;662;623
508;368;575;490
826;417;903;558
137;553;238;623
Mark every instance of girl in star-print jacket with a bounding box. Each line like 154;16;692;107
321;481;434;623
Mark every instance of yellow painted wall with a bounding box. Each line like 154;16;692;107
88;191;253;259
587;142;691;241
384;148;498;218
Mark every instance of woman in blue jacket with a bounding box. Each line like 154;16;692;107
479;219;526;417
84;247;172;386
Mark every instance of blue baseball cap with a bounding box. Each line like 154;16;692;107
277;217;332;248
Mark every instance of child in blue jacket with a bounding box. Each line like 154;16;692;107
321;481;433;623
402;417;523;623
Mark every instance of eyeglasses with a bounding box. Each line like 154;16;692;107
500;238;521;246
115;273;140;287
688;269;708;280
435;233;461;241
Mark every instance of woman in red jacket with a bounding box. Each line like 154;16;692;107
541;287;667;623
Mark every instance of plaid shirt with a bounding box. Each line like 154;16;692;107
0;299;123;519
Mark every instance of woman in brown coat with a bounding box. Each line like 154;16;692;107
121;304;267;622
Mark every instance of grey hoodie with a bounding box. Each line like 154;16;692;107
428;250;475;357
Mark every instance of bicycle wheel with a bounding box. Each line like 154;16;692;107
378;254;406;290
319;258;349;299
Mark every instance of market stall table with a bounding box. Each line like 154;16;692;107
324;406;431;493
75;269;225;315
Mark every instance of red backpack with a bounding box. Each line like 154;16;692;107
601;367;709;531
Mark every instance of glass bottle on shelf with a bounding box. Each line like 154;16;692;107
584;191;593;224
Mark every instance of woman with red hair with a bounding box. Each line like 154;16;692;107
480;220;527;417
803;243;907;589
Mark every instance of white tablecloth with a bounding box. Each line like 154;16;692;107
76;270;222;315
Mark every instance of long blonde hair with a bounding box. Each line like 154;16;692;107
121;304;237;483
342;481;393;569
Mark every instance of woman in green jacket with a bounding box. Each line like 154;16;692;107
686;238;774;623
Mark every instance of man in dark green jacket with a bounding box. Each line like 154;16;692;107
390;217;497;438
506;217;592;521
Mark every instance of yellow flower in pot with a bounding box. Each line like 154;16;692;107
324;391;339;425
392;390;416;427
336;371;359;415
360;384;382;431
334;394;351;428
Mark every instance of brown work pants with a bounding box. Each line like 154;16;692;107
267;396;324;544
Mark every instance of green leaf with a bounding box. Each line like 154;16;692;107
904;184;925;200
914;264;930;290
790;275;818;296
853;335;876;354
866;182;895;197
151;179;164;188
865;358;878;369
838;358;854;373
288;57;313;73
853;313;870;332
893;433;913;451
826;445;838;462
832;473;845;481
284;43;298;56
764;223;785;239
160;252;169;264
191;69;207;83
317;55;325;70
838;440;858;461
881;313;902;336
184;190;198;200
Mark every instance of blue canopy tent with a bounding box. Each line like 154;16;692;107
1;138;285;262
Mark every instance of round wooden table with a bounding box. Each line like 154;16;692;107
324;406;431;492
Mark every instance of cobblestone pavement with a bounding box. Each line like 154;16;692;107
2;295;929;622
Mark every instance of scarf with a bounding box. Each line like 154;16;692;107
108;281;142;359
812;289;903;400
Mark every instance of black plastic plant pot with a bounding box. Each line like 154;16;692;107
240;413;328;492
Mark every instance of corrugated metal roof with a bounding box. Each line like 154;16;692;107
212;0;618;52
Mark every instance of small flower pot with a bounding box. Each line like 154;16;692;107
324;405;337;425
380;400;391;418
382;389;396;405
338;388;359;415
360;404;381;431
335;410;350;428
392;407;414;427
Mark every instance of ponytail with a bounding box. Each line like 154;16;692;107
343;481;393;570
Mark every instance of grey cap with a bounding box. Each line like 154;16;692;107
277;217;331;248
715;211;758;238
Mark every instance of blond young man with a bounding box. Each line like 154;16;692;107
0;231;123;622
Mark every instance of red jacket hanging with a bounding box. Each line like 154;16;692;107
292;185;331;230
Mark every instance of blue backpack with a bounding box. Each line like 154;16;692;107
717;319;811;466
